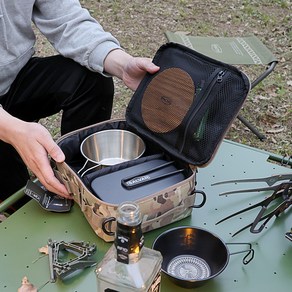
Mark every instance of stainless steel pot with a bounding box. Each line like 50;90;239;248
78;129;145;177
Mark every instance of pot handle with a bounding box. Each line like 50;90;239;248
227;242;254;265
77;159;100;177
190;190;207;208
102;217;116;236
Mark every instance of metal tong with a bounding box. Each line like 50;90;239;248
212;173;292;196
216;182;291;236
212;173;292;236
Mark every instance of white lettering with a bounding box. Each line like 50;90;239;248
179;35;194;49
126;175;151;186
236;37;263;64
117;235;128;243
211;44;223;54
230;41;244;56
117;246;128;253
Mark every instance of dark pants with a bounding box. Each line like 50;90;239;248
0;55;114;208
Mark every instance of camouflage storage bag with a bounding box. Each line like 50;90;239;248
53;42;250;242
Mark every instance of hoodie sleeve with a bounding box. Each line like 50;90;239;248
33;0;121;73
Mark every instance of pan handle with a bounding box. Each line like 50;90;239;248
227;242;254;265
121;161;184;189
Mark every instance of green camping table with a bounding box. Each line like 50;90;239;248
0;140;291;291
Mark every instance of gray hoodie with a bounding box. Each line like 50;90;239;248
0;0;120;95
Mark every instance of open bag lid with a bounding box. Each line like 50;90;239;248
126;42;250;167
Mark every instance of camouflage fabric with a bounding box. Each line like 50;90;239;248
54;161;196;242
54;119;198;242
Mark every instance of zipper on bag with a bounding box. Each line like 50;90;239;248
179;69;227;153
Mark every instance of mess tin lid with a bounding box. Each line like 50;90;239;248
126;43;250;167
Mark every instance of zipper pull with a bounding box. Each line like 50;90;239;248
217;70;226;83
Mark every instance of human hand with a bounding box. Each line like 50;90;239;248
104;49;160;90
1;116;71;199
122;56;160;90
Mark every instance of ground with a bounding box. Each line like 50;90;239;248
36;0;291;157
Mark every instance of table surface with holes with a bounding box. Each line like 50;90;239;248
0;140;291;292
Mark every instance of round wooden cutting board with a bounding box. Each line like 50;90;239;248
141;67;195;133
